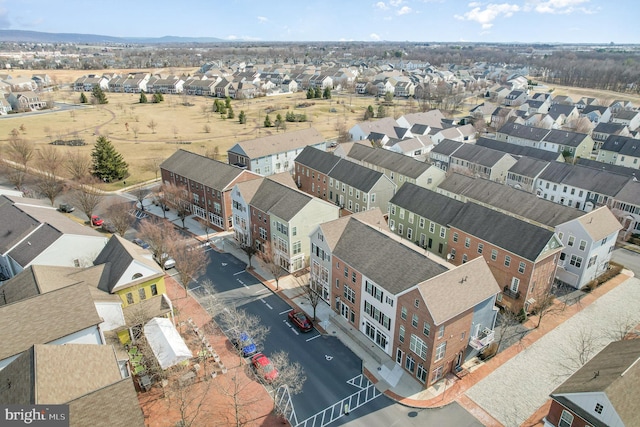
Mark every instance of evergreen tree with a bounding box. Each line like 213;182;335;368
139;92;148;103
306;88;314;99
79;92;88;104
225;96;232;109
227;107;235;119
239;110;246;124
377;105;386;118
323;87;332;99
264;114;272;128
91;136;128;182
314;87;322;98
364;105;375;120
91;86;108;104
152;92;164;103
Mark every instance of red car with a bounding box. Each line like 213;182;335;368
91;215;104;226
251;353;278;382
288;309;313;332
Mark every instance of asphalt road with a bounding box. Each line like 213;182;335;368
611;247;640;276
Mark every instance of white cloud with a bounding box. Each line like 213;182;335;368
257;16;268;23
370;33;381;41
525;0;591;14
389;0;403;6
397;6;412;15
455;3;520;29
226;34;261;41
374;1;388;10
226;35;238;40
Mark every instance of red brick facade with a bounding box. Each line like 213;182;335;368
447;227;559;313
396;289;473;386
330;255;361;329
294;163;330;203
249;205;271;254
546;400;591;427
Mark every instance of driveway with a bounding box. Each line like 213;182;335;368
465;276;640;426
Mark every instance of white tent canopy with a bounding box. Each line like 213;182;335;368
143;317;192;370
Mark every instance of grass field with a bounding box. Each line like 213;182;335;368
1;68;639;190
0;68;404;188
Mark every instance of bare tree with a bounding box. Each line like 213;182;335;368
241;244;258;269
531;289;565;329
147;119;158;134
269;350;306;396
7;134;34;171
170;239;208;298
163;182;191;229
494;310;522;353
607;315;640;341
132;186;150;211
165;369;213;427
65;150;92;182
203;124;211;133
262;242;285;290
142;157;163;181
105;201;134;237
296;274;321;321
71;181;104;225
204;146;220;161
131;124;140;139
152;184;170;218
555;328;603;380
138;218;176;263
36;174;64;206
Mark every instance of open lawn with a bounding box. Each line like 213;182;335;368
0;69;411;188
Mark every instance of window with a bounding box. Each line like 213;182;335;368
398;223;404;235
344;267;349;278
558;410;574;427
477;243;484;254
510;277;520;293
138;288;146;300
588;255;598;268
399;325;405;342
410;334;428;360
558;232;564;241
150;284;158;296
491;249;498;261
462;254;468;263
370;194;376;203
411;314;419;328
126;293;134;305
568;235;575;247
407;228;413;240
390;205;396;215
432;365;444;383
423;322;430;337
414;299;420;308
453;232;459;243
437;325;445;339
259;227;267;240
401;306;407;320
408;213;414;224
399;208;405;219
594;403;603;414
419;218;425;229
405;354;415;373
518;261;526;274
464;237;470;248
439;227;446;238
292;227;297;236
352;271;356;283
435;342;446;361
579;239;587;251
429;222;435;233
570;255;583;268
293;241;301;255
417;364;427;383
343;285;356;303
504;255;511;267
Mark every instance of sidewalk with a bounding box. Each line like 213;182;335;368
142;203;637;426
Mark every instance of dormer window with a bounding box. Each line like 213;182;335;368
132;273;143;280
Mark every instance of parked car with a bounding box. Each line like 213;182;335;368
58;203;75;213
233;332;257;357
153;252;175;270
91;215;104;226
132;238;150;249
101;221;117;233
251;353;278;382
288;309;313;332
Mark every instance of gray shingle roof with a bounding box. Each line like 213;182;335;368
0;196;43;254
542;129;590;148
539;162;630;197
345;144;432;179
68;378;145;427
441;173;582;228
551;339;640;427
508;156;551;178
333;218;447;294
7;223;61;266
249;179;312;221
593;122;628;134
0;284;102;361
497;123;550;141
476;137;562;162
576;158;640;179
295;145;341;174
160;149;250;191
390;183;464;226
451;143;513;167
449;202;556;261
431;139;463;156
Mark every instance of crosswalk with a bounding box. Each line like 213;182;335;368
129;209;149;219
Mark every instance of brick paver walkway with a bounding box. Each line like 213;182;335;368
137;277;285;427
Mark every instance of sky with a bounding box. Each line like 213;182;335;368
3;0;639;44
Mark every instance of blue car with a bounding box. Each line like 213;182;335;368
132;238;150;250
233;332;257;357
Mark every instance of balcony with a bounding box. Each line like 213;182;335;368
503;286;521;300
469;328;495;350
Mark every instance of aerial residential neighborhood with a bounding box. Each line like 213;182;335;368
1;18;640;427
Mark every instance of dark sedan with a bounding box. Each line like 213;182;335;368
288;309;313;332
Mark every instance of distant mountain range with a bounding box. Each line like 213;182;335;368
0;30;225;44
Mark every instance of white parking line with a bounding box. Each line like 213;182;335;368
233;270;245;276
255;288;270;294
279;309;294;315
305;334;321;342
